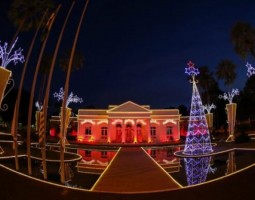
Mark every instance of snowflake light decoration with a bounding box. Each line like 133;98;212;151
53;87;83;107
185;61;200;77
246;62;255;78
203;104;216;114
0;37;25;68
219;89;239;104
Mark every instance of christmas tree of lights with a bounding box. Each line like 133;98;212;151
183;61;213;155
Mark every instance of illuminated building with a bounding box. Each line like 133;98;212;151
76;101;181;144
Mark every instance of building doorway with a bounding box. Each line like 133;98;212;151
125;124;134;143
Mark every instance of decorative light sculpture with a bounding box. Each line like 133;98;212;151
35;101;43;111
35;101;43;135
219;89;239;142
53;87;83;107
246;62;255;78
184;156;216;186
53;87;83;145
203;104;216;114
218;89;239;104
0;37;24;110
0;37;25;68
183;61;213;155
203;104;216;138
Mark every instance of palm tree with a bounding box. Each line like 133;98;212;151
60;0;90;184
216;59;237;88
231;21;255;59
8;0;54;46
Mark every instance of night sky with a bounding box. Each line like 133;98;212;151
1;0;255;109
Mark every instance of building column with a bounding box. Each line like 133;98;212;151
122;121;125;143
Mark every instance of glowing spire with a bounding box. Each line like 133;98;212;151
53;87;83;107
218;89;239;104
0;37;25;68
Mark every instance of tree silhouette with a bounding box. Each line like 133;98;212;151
216;59;236;89
231;21;255;59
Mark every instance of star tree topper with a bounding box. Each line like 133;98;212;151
185;61;200;77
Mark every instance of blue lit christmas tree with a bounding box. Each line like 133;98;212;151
183;61;213;155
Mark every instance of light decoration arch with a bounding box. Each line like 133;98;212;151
81;119;95;125
97;119;108;125
163;119;176;125
136;119;146;125
150;119;160;125
124;119;135;125
112;119;123;125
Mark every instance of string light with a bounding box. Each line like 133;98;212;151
53;87;83;107
218;89;239;104
183;61;213;155
0;37;25;68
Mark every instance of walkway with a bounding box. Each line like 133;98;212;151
92;147;182;193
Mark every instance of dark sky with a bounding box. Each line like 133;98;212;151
1;0;255;109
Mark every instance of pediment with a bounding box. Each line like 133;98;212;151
107;101;151;113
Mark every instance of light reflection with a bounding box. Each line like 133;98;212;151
184;156;216;186
226;151;236;175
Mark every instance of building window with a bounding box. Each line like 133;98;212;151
85;150;91;157
150;149;156;158
101;151;107;158
166;126;173;135
101;127;108;139
85;127;91;135
150;127;156;138
166;126;173;141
